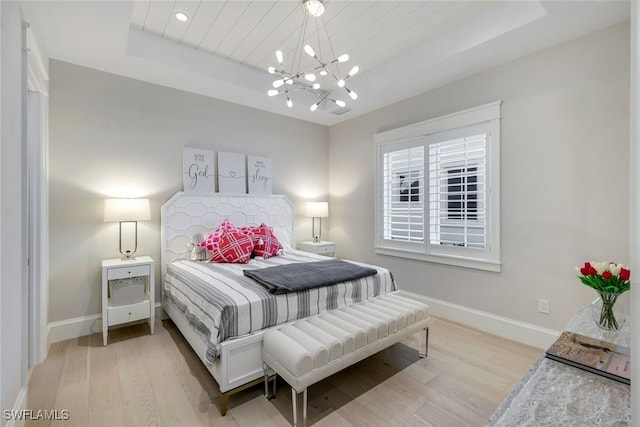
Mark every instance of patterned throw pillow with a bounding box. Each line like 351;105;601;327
209;228;255;264
238;224;258;235
250;223;282;259
200;219;236;251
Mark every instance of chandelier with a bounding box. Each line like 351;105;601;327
267;0;359;111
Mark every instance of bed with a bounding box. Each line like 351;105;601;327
160;192;400;414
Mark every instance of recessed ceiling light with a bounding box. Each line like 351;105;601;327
175;12;188;22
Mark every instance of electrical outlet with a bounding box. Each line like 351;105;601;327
538;299;550;314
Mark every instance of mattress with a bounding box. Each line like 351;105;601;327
163;249;397;365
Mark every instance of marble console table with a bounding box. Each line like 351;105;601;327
486;306;630;426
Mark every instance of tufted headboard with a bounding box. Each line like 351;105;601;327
160;192;295;272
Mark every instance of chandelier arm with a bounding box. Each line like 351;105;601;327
300;64;324;75
327;70;342;83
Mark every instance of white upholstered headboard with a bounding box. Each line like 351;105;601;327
160;192;294;271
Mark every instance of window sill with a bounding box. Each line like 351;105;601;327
374;246;501;272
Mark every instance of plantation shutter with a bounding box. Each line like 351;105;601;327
382;144;425;243
428;124;488;249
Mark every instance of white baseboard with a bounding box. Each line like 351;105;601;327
398;291;559;349
5;387;27;427
48;297;556;350
47;303;164;344
47;314;101;344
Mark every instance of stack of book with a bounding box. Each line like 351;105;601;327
545;331;630;385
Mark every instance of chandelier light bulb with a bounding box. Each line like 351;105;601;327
310;102;319;111
348;66;359;77
304;45;316;58
267;89;279;96
268;66;276;74
287;97;293;108
305;73;316;82
337;54;349;63
348;89;358;100
319;69;328;76
276;50;284;65
273;79;284;88
334;99;346;108
312;83;320;90
337;79;345;87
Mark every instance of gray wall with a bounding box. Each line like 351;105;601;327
48;61;329;322
328;23;630;330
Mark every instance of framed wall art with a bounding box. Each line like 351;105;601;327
182;147;215;193
248;155;272;194
218;152;246;193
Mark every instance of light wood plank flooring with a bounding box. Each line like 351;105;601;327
27;318;541;427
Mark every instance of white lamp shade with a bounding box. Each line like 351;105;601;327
104;198;151;222
305;202;328;218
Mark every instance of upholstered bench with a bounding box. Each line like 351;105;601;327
262;292;430;427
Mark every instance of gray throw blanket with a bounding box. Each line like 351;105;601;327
244;259;378;294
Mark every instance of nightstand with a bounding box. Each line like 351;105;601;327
101;256;155;346
298;241;336;257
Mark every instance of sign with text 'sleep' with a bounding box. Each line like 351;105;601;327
248;155;272;194
183;147;215;193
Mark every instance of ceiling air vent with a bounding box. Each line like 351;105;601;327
331;107;353;116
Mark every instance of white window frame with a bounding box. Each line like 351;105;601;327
374;101;501;272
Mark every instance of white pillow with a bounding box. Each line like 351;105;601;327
272;227;293;251
187;233;209;261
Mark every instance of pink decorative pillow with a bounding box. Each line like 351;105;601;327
239;225;258;235
200;219;235;251
250;223;282;259
209;228;255;264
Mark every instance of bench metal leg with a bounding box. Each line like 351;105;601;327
264;363;277;400
291;387;307;427
419;327;429;358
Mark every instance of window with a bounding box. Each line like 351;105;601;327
375;102;501;271
446;167;477;221
381;146;424;243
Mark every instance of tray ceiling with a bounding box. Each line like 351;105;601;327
22;0;631;125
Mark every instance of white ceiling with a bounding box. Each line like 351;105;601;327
22;0;630;126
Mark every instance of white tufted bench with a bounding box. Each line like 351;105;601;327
262;292;430;427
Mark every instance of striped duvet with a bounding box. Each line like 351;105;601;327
163;250;396;365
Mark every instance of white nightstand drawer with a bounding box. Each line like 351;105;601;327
317;245;335;255
298;241;336;257
107;264;150;280
108;300;150;326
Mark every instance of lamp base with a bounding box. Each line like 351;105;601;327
311;217;323;243
118;221;139;261
120;250;137;261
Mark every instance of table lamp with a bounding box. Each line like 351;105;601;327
104;198;151;259
305;201;328;242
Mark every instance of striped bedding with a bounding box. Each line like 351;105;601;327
163;250;396;365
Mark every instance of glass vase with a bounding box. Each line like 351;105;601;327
590;291;625;331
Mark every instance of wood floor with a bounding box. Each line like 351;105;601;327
27;317;541;427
